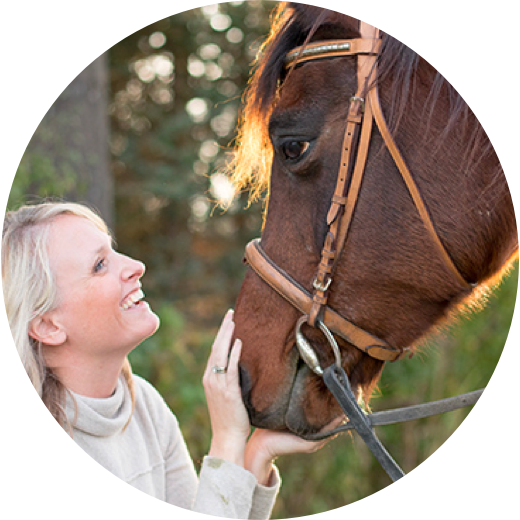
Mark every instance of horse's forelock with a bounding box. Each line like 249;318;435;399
232;4;480;257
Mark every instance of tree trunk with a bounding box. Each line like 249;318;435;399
16;53;113;226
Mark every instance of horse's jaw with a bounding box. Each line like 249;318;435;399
240;336;380;437
239;351;351;436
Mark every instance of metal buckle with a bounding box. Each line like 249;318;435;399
295;316;342;376
313;276;332;292
350;96;365;113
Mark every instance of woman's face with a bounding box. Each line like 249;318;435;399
46;214;160;358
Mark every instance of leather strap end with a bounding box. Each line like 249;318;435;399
327;203;341;225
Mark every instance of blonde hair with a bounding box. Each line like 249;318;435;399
2;201;135;432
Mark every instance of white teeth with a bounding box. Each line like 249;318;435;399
121;289;144;310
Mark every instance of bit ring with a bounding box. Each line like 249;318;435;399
295;316;342;376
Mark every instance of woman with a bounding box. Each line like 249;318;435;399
2;201;334;518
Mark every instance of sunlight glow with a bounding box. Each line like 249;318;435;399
210;172;236;206
186;98;209;122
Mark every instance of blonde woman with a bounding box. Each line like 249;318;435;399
2;201;333;519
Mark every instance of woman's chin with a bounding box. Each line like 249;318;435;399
128;304;161;344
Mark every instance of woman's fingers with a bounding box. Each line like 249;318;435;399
205;309;235;376
203;313;251;463
212;309;234;348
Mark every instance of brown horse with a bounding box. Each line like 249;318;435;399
229;2;518;437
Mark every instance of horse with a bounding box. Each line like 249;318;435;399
228;2;518;443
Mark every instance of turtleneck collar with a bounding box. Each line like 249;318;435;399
65;375;133;437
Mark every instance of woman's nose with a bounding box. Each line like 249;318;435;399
121;255;146;281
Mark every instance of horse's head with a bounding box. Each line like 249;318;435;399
231;3;517;436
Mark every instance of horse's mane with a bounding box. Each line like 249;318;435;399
229;2;494;203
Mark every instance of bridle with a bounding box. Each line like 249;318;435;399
246;22;472;363
242;22;482;481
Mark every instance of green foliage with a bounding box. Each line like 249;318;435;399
7;152;82;209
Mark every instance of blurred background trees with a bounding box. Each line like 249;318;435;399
6;1;517;517
11;54;113;225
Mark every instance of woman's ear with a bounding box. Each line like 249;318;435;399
29;315;67;346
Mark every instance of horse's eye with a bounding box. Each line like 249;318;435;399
281;140;310;161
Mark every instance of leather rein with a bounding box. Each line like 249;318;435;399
242;22;482;480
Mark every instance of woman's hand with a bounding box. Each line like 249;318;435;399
203;310;341;484
203;310;251;466
244;421;343;486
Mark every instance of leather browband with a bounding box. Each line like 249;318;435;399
284;38;381;68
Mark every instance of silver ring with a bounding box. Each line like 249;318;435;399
295;316;342;376
211;366;227;374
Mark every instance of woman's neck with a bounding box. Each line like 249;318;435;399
44;346;126;398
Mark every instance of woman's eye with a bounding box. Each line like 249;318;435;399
281;140;310;161
93;259;105;273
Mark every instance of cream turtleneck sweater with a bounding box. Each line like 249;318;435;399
65;374;280;519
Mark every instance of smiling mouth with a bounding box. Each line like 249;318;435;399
121;289;144;310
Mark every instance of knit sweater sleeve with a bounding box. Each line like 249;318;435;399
249;465;280;520
193;456;280;519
